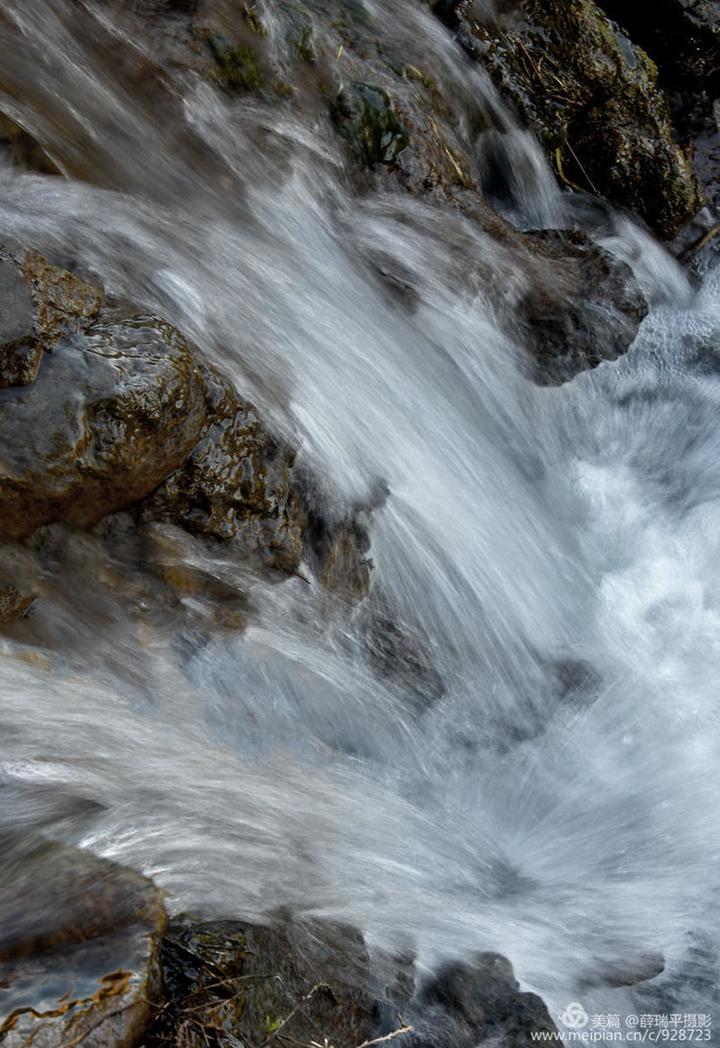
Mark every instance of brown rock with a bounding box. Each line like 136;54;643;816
142;364;303;573
0;317;208;539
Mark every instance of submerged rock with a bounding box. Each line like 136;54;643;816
450;0;701;237
0;836;166;1048
0;584;34;623
332;82;410;168
0;113;60;175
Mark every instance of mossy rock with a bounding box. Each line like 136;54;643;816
333;82;409;167
454;0;702;236
207;34;263;94
145;915;377;1047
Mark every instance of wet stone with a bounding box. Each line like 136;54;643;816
0;258;40;389
145;914;377;1047
333;83;410;167
0;836;166;1048
0;584;34;624
0;317;208;539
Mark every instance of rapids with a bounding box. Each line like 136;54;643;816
0;0;718;1037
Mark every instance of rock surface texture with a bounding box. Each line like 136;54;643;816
0;837;166;1048
143;913;559;1048
449;0;702;237
0;248;304;575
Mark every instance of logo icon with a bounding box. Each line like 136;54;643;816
561;1002;589;1030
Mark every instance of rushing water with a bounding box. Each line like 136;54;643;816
0;0;719;1038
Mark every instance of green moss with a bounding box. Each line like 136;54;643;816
333;83;409;166
296;23;316;63
207;35;263;94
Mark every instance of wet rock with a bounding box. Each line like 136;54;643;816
0;836;166;1048
407;953;558;1048
146;914;377;1047
0;113;60;175
23;251;104;351
0;250;102;389
148;915;558;1048
522;228;649;382
0;584;34;623
298;489;374;599
142;364;303;574
0;257;39;388
452;0;701;237
0;315;208;539
602;0;720;89
332;83;410;168
362;598;445;711
207;34;263;95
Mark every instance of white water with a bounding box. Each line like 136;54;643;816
0;0;719;1037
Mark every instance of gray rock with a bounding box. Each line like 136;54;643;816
0;836;166;1048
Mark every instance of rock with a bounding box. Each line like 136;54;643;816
206;34;264;95
0;584;34;623
362;598;445;711
602;0;720;89
407;953;558;1048
147;915;558;1048
0;315;208;539
332;83;410;168
142;364;303;574
451;0;701;237
145;914;377;1047
0;247;344;585
522;228;649;382
0;113;60;175
0;835;166;1048
0;257;39;388
0;250;102;389
23;251;103;351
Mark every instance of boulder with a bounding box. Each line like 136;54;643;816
146;914;559;1048
522;228;649;382
0;248;304;576
0;836;166;1048
0;315;208;539
450;0;701;237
